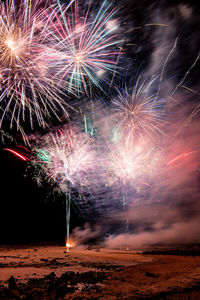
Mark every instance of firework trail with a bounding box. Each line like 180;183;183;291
0;0;68;135
3;147;30;161
32;126;96;249
42;0;122;96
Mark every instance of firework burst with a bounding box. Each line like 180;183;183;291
43;0;122;96
107;138;160;191
0;0;68;134
111;76;166;143
33;126;96;191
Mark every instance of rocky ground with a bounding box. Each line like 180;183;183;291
1;246;200;299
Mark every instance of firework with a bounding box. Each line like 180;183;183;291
42;0;122;96
34;127;95;190
3;147;30;161
105;136;162;231
111;76;166;143
107;138;160;190
0;0;68;134
32;126;96;247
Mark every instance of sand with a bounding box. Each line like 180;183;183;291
0;245;200;299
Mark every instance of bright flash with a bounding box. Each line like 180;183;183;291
6;39;15;51
66;242;73;252
75;52;83;62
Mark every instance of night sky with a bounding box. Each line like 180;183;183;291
0;0;200;247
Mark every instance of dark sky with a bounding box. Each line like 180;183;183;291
0;148;65;244
0;0;200;246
